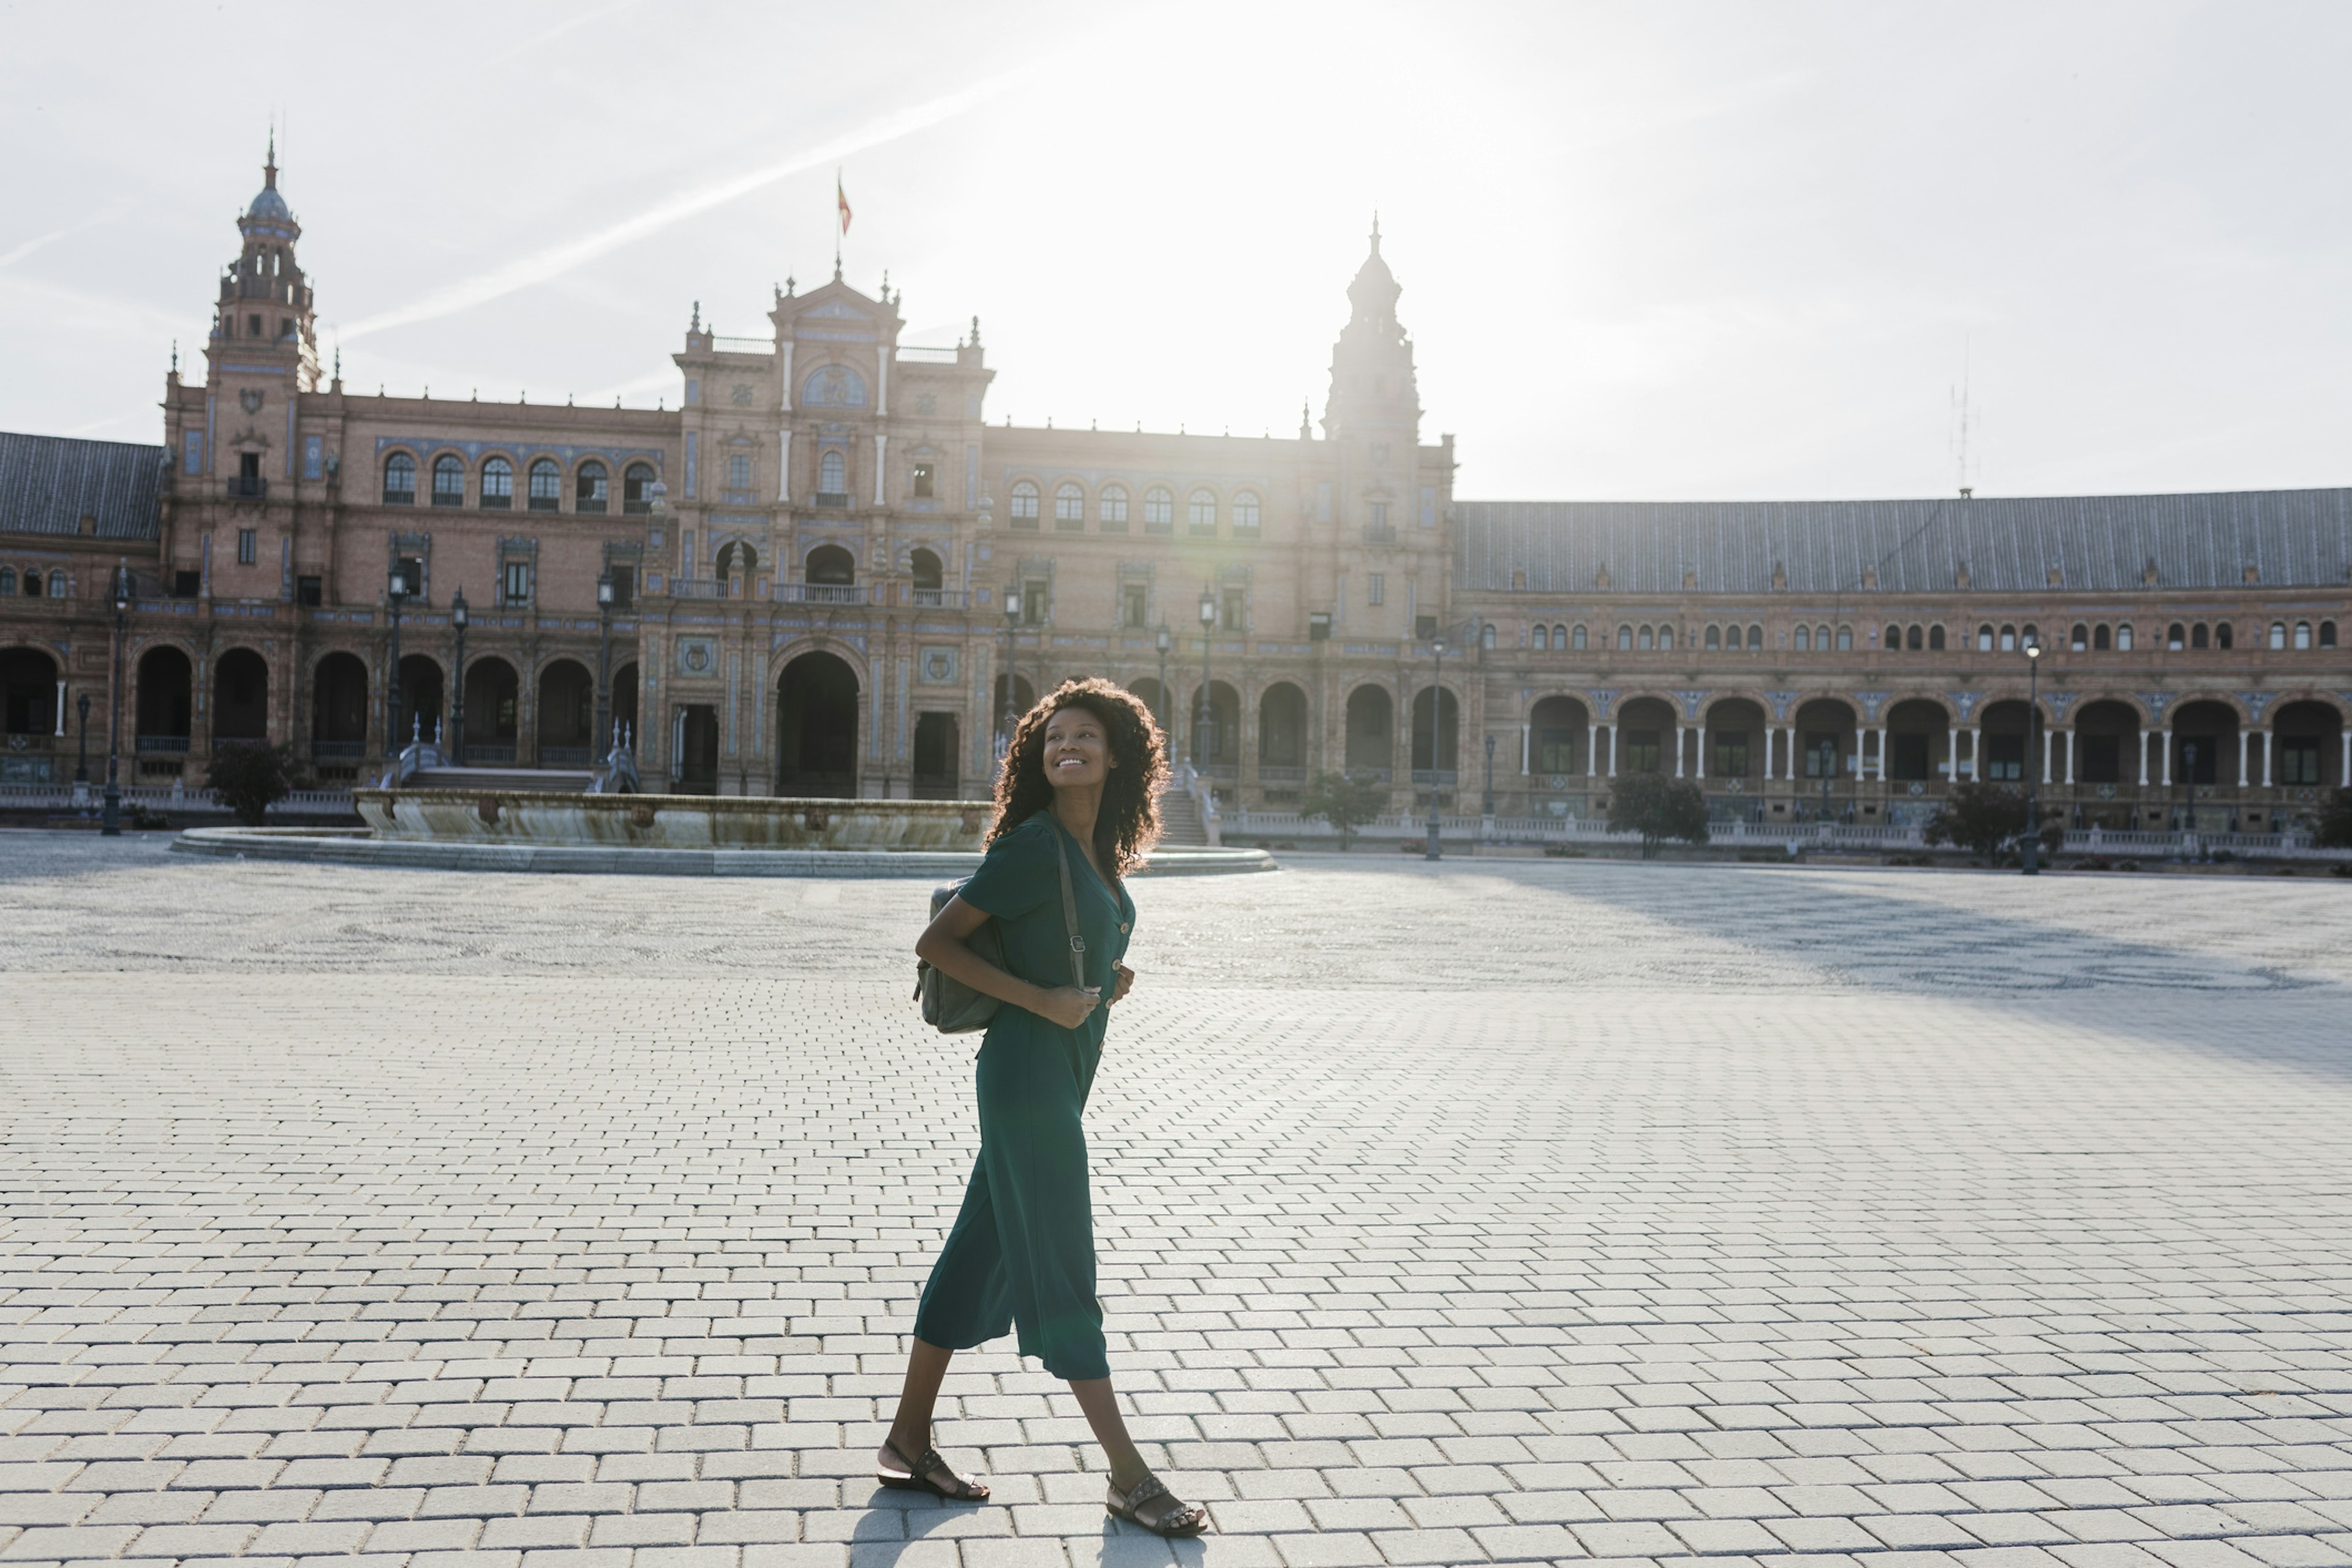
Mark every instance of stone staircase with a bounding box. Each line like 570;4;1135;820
1157;786;1208;846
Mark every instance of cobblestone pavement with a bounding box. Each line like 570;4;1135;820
4;837;2350;1568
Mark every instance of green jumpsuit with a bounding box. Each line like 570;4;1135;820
914;812;1132;1382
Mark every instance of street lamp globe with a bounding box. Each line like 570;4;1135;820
1155;626;1170;655
1198;589;1216;627
597;571;614;608
451;588;468;628
112;565;132;612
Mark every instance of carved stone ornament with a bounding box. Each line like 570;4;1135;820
239;388;265;413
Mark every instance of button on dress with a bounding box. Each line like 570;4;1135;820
913;812;1134;1381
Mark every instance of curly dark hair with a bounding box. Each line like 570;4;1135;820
989;677;1169;878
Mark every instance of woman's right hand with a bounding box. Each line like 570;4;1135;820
1033;985;1102;1028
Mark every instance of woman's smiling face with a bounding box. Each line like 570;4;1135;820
1041;704;1112;791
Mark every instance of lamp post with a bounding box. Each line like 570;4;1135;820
1483;731;1496;818
102;564;129;836
386;558;413;760
1427;635;1447;859
449;588;469;767
1154;625;1171;741
1195;589;1216;772
75;692;91;788
595;570;616;758
2021;635;2042;875
2180;739;2198;840
1000;584;1021;752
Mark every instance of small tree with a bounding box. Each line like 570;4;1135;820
1921;782;2029;861
2311;787;2352;849
1604;773;1710;859
1302;769;1390;851
205;740;298;827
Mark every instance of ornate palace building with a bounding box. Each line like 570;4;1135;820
4;153;2350;832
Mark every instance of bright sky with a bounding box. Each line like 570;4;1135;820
3;1;2347;501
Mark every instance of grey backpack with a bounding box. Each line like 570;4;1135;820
915;823;1085;1033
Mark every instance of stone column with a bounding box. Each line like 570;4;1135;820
1947;725;1957;782
1876;725;1888;780
1586;722;1597;777
1674;725;1686;777
2237;728;2249;788
2340;729;2350;790
1693;724;1705;780
1971;725;1982;782
2138;729;2149;787
2042;728;2054;784
2062;730;2073;785
2260;728;2272;788
2161;728;2172;787
777;429;791;502
1607;725;1617;777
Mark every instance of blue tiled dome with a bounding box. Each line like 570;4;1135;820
246;181;290;222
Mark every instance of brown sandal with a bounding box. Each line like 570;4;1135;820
876;1434;990;1502
1107;1471;1207;1537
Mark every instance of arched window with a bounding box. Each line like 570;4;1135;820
805;544;856;585
2000;624;2017;651
48;570;66;598
1481;624;1496;650
623;462;657;514
1664;627;1679;650
2216;622;2234;650
1144;486;1174;532
1885;624;1901;650
1748;624;1763;650
576;460;608;514
2271;621;2289;650
0;568;13;595
24;569;43;597
2022;623;2040;649
1006;478;1039;525
2117;623;2133;651
1928;625;1945;651
527;459;560;511
2070;623;2089;652
1637;626;1654;651
823;450;853;503
1100;484;1129;529
1233;492;1261;533
2321;621;2339;649
2168;623;2185;650
1819;624;1833;650
1907;625;1924;651
1054;482;1085;530
431;454;464;508
383;452;416;504
480;456;513;509
1978;624;1994;651
2092;624;2111;651
1188;488;1218;534
1571;625;1586;650
1705;625;1721;650
2191;622;2209;650
1617;625;1632;650
1533;624;1550;650
2293;620;2312;650
1795;625;1811;651
1836;625;1853;651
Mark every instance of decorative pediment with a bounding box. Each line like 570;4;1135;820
808;300;866;320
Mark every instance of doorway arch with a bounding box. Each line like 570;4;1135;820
310;652;369;759
537;659;594;762
1410;685;1460;778
1257;682;1308;771
462;656;520;758
0;646;58;740
777;650;859;797
395;655;443;747
135;646;194;752
1343;684;1392;776
213;649;270;742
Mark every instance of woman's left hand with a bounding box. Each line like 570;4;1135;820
1110;962;1135;1004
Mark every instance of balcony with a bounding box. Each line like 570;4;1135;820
539;747;592;766
1259;765;1306;784
911;588;971;609
1363;524;1397;544
814;492;851;508
782;583;865;605
311;741;365;761
668;578;725;599
1411;769;1460;786
137;735;192;755
226;475;268;499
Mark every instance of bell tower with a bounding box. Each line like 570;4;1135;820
1323;221;1425;552
205;137;320;393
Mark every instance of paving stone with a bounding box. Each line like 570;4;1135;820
6;852;2352;1568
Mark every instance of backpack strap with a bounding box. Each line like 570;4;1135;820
1050;820;1087;992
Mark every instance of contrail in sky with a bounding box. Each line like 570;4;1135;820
339;69;1030;342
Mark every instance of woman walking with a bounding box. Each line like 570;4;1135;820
879;677;1207;1539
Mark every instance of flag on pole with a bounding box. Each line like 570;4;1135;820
837;171;853;236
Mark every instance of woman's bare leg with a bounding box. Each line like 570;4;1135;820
880;1338;982;1493
1068;1376;1147;1489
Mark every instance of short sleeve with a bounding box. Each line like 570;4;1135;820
957;816;1054;922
